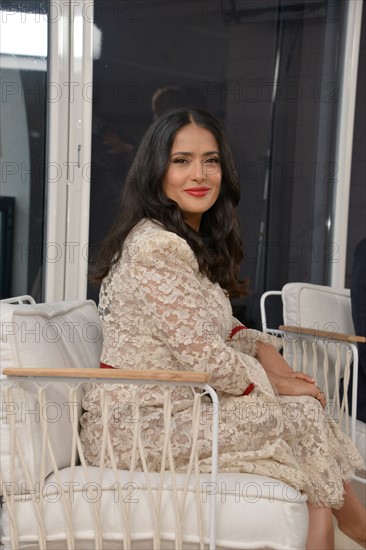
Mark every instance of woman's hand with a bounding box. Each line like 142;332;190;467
255;342;326;407
255;341;294;375
266;370;326;408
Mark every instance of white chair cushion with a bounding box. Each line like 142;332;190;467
1;469;308;550
282;282;353;334
281;283;353;391
0;300;102;494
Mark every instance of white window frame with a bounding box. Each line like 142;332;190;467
45;0;94;301
330;0;363;288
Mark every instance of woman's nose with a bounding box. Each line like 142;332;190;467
190;160;206;182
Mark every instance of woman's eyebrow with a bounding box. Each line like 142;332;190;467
171;150;220;156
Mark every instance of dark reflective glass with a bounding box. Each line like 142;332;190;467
88;0;352;328
0;0;48;300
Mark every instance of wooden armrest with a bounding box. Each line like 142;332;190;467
279;325;366;344
2;367;211;384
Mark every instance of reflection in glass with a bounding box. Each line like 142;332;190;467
0;197;15;298
88;1;350;328
0;1;48;299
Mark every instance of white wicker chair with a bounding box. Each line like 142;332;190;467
260;282;366;486
0;297;309;550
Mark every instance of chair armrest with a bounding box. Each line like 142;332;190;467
2;367;211;384
1;368;220;548
279;325;366;344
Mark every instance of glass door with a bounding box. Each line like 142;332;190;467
87;0;362;328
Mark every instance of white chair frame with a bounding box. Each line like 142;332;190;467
1;369;220;550
260;289;366;486
0;294;319;548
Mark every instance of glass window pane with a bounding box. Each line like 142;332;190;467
0;0;48;300
88;0;349;328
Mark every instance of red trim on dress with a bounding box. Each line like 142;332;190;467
228;325;255;396
100;362;115;369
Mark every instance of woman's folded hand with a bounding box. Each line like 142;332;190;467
266;371;326;408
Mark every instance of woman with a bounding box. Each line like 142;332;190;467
80;109;365;549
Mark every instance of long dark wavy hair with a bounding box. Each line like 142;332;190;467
91;108;248;297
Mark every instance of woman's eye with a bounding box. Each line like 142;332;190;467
173;158;188;164
205;157;220;164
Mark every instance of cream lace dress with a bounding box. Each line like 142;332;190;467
80;219;363;507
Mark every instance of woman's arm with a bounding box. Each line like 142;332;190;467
127;228;324;405
128;232;274;397
229;324;324;405
255;341;293;375
256;341;326;407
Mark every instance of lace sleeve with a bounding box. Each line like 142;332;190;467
228;320;283;356
129;233;273;396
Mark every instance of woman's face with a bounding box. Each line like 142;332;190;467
162;123;222;231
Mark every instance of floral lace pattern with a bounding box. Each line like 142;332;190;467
80;219;363;507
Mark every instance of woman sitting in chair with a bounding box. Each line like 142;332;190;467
81;109;365;549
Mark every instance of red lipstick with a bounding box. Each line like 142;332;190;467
184;187;210;197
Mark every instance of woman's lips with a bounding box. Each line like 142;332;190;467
184;187;211;197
